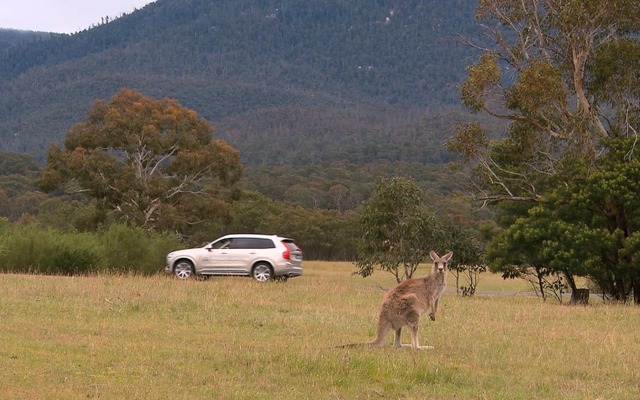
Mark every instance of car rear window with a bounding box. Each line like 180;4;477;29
229;238;276;249
282;240;301;252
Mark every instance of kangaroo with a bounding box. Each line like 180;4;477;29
340;251;452;350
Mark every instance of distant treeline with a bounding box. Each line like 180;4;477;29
0;148;491;263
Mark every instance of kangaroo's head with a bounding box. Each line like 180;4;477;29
430;251;453;274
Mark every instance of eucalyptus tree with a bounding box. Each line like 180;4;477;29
39;88;243;233
448;0;640;302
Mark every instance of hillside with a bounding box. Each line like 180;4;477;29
0;28;56;50
0;0;482;165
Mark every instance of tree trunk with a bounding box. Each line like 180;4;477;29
570;288;589;305
614;277;627;302
564;270;583;304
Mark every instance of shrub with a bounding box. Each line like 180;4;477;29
49;242;99;275
99;224;183;275
0;222;183;276
0;223;100;275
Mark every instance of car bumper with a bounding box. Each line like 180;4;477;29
277;264;303;278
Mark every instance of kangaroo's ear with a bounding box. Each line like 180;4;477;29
429;251;439;261
443;251;453;261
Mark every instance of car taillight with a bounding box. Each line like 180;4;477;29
282;247;291;260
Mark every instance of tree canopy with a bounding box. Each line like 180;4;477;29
448;0;640;302
355;177;443;282
39;88;243;233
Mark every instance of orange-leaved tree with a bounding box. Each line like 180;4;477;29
39;88;243;233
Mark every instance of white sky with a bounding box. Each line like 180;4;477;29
0;0;157;34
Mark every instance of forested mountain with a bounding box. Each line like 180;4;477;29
0;29;56;50
0;0;483;165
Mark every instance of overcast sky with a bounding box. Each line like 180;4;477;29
0;0;157;34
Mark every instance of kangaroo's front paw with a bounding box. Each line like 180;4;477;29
429;313;436;321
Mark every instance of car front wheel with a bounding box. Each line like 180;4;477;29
174;260;194;280
252;263;273;282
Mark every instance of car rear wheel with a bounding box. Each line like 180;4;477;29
174;260;194;280
252;263;273;282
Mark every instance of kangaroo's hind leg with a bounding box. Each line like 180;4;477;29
409;323;434;350
393;327;403;348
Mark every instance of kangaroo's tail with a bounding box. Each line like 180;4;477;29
337;317;391;349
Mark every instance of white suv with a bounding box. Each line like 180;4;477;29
165;234;303;282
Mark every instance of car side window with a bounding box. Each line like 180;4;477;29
210;239;231;249
253;238;276;249
229;238;275;249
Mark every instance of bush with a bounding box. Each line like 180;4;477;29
50;243;99;275
99;224;183;275
0;222;183;276
0;223;100;275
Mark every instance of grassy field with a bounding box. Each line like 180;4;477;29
1;261;638;399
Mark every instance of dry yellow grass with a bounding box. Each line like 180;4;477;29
0;262;638;399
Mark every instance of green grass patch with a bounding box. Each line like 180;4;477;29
1;262;638;399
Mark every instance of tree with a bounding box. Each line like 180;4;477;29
486;203;578;302
441;219;486;297
39;88;243;233
0;151;40;176
448;0;640;302
0;190;9;217
488;138;640;302
450;0;640;203
355;177;442;283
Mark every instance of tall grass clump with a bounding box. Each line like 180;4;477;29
0;222;99;275
0;221;184;276
98;223;183;275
